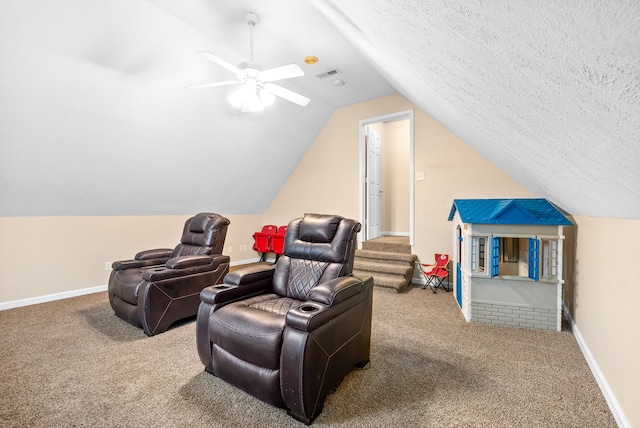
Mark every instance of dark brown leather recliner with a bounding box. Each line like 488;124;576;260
196;213;373;425
109;213;230;336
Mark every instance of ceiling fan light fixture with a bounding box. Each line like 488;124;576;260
228;80;275;112
227;84;251;108
260;88;276;106
190;12;309;111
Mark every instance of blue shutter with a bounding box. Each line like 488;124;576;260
490;237;500;277
528;238;540;281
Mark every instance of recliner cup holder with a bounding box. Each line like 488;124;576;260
299;305;318;313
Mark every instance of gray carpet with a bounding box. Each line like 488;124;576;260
0;286;616;427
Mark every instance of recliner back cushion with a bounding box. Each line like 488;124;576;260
171;243;212;258
170;213;230;258
272;214;360;299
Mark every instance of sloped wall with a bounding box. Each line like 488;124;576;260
264;93;535;261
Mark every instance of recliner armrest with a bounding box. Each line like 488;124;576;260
286;276;373;332
307;275;364;306
112;259;163;271
166;254;215;269
199;263;275;305
135;248;173;261
111;248;173;271
200;281;270;305
142;255;229;281
224;263;276;286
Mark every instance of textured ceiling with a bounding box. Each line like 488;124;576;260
312;0;640;218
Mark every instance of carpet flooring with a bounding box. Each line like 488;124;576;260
0;286;616;427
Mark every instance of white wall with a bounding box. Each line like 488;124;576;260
380;119;411;235
568;216;640;427
0;214;263;305
0;0;332;217
265;93;536;262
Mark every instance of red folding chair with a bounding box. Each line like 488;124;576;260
270;226;287;259
252;225;277;262
419;253;450;293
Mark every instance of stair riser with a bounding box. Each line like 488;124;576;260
355;237;415;293
353;263;413;277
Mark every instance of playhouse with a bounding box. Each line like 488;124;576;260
448;198;572;331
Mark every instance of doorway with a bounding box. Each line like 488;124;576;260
359;110;415;245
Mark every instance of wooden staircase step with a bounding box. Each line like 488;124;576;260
354;270;410;292
355;249;417;264
354;259;413;277
361;240;411;254
354;237;416;293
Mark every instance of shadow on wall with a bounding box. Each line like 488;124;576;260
562;221;578;319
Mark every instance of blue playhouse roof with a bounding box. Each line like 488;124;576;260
448;198;572;225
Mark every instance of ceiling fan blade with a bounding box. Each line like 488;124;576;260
197;51;242;75
264;83;310;106
260;64;305;82
185;80;242;89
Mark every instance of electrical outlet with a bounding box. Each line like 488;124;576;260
240;244;247;251
416;171;425;181
105;262;112;271
228;246;233;253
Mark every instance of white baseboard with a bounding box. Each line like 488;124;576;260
0;258;265;312
562;304;630;428
381;231;410;237
232;258;262;266
0;284;108;311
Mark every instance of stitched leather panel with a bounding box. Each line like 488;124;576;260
248;294;302;316
287;258;328;300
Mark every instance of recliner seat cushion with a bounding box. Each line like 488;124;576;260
209;294;302;369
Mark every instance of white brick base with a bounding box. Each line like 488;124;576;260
470;300;558;331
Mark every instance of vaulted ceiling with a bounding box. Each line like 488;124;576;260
1;0;638;218
310;0;640;219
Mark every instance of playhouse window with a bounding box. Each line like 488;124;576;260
489;237;541;281
501;237;519;262
470;236;486;273
540;239;558;278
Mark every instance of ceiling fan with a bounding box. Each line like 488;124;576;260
187;12;310;112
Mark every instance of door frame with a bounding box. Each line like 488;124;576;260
365;126;382;240
358;109;415;245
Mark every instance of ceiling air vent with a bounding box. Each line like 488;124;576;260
316;68;342;78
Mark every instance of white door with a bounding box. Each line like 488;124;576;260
366;127;382;239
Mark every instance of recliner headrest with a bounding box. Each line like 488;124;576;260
175;213;230;256
283;214;360;264
299;214;342;243
189;213;212;233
